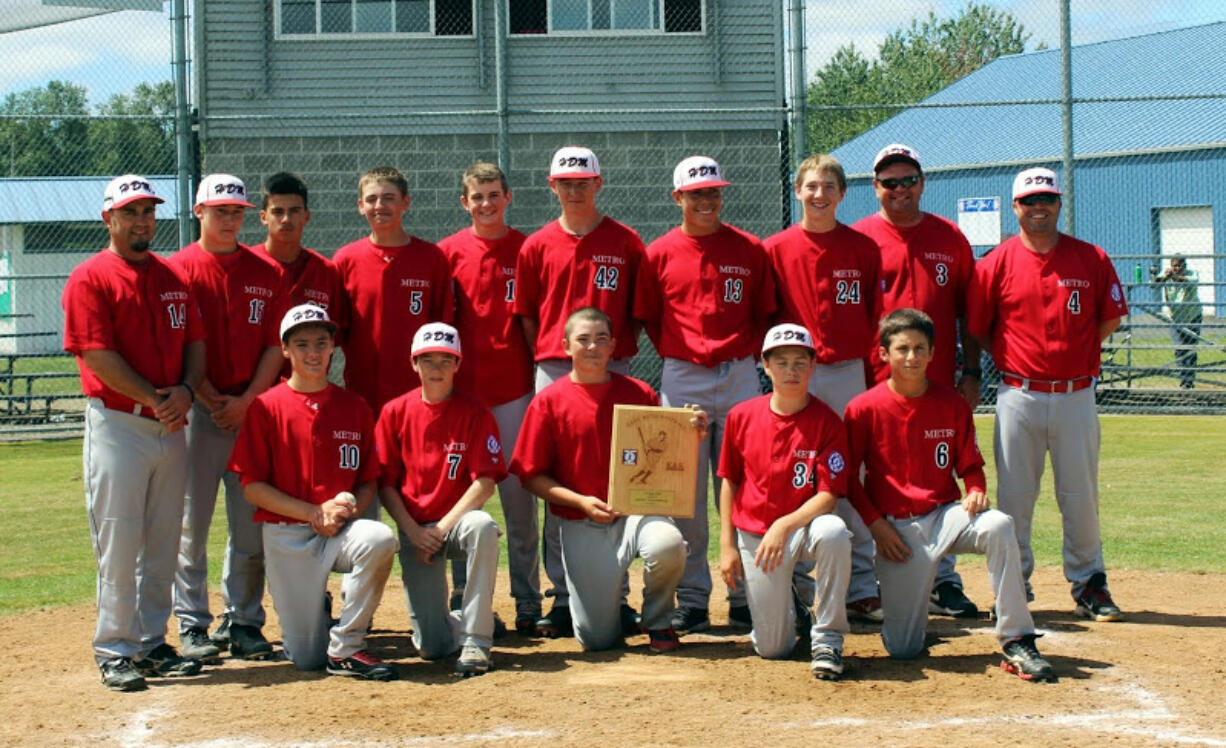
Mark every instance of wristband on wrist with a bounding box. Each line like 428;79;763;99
961;367;982;379
181;381;195;402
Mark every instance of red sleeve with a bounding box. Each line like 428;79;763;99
966;254;997;341
374;402;404;490
632;253;663;345
469;404;509;483
865;240;883;333
753;245;778;341
509;395;554;483
356;399;379;486
228;397;272;487
952;396;986;495
62;269;113;354
812;414;849;498
1096;249;1128;323
513;242;540;320
716;408;745;483
433;251;455;324
953;231;975;319
843;398;883;527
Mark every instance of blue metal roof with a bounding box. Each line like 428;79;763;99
830;22;1226;174
0;176;179;224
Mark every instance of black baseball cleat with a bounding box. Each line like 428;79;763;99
1074;573;1125;622
727;604;753;630
133;643;203;678
670;606;711;635
210;613;231;645
930;581;980;618
1001;634;1056;683
327;650;398;681
228;624;275;660
534;603;573;638
180;626;221;663
99;657;147;692
620;604;642;637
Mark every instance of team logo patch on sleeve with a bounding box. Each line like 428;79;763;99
486;435;501;454
1111;283;1122;302
827;451;845;475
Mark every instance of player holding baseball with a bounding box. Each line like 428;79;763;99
376;323;506;676
967;167;1127;622
333;166;454;418
171;174;285;663
64;175;205;691
718;324;853;680
844;309;1054;682
851;144;982;619
515;147;645;638
764;154;883;624
634;156;775;634
439;162;541;635
228;304;398;681
511;307;700;653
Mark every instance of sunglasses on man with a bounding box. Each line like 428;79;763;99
875;175;922;191
1017;193;1060;207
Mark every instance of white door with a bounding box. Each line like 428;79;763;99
1158;206;1215;314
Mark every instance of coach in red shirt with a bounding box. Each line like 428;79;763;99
967;167;1127;623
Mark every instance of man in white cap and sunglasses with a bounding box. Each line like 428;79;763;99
967;167;1128;623
634;156;775;634
64;175;206;690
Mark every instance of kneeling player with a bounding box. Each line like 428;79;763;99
844;309;1054;682
228;304;398;681
511;307;700;653
718;324;853;680
376;323;505;676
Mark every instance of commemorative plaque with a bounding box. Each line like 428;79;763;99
607;405;699;518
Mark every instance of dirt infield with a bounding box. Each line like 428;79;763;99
3;565;1225;747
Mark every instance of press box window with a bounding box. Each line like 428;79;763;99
279;0;473;36
509;0;702;34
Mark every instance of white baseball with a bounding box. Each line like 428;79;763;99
337;491;357;506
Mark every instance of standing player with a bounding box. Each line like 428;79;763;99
333;166;454;417
439;162;541;634
634;156;775;633
851;144;981;619
967;167;1127;621
764;154;882;623
511;307;697;653
844;309;1054;681
228;304;398;681
376;323;505;675
515;147;646;637
64;175;205;691
717;324;853;680
171;174;285;662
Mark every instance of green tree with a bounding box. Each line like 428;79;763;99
807;3;1034;154
0;80;91;177
90;81;176;175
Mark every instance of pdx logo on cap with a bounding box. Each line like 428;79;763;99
292;307;328;324
558;155;589;169
419;328;457;345
117;178;153;196
1024;174;1055;188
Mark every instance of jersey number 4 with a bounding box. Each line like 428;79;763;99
835;279;861;304
1067;290;1082;315
792;462;815;489
594;265;619;291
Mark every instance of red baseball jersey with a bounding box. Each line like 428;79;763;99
853;213;974;387
169;242;283;395
252;244;346;378
764;223;883;365
718;394;849;536
510;373;658;520
439;227;534;407
62;249;204;413
514;217;644;362
333;236;455;414
843;381;986;527
375;389;508;524
967;234;1127;380
228;382;377;524
634;224;777;366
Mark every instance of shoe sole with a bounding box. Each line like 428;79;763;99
231;648;275;661
456;662;491;676
104;678;148;692
134;662;204;678
811;667;842;681
648;643;680;654
534;624;572;638
1001;660;1057;683
181;650;222;665
1075;604;1124;622
673;619;711;635
928;602;981;618
327;666;398;682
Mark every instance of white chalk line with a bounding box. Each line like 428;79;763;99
783;681;1226;746
112;718;554;748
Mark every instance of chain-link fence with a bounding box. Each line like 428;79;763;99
2;1;1224;438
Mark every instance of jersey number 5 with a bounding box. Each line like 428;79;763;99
409;290;424;315
594;265;619;291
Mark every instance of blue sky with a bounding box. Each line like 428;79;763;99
1;0;1224;107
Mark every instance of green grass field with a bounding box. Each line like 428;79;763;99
0;414;1221;617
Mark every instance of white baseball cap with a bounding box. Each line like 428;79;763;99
673;155;731;192
549;146;601;179
195;173;256;208
279;303;337;342
873;143;922;173
102;174;164;213
412;322;463;360
1012;167;1062;200
761;323;816;356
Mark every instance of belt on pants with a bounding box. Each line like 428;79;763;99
1000;373;1093;394
95;396;156;419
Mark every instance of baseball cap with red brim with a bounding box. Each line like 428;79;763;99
761;323;816;357
412;322;463;361
102;174;164;214
1012;167;1063;200
549;146;601;180
873;143;922;174
195;173;256;208
673;155;731;192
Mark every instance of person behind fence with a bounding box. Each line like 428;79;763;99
170;174;286;663
64;174;205;691
967;167;1128;623
633;155;776;636
852;143;982;621
1153;254;1202;389
227;303;397;681
843;308;1054;682
717;323;852;681
375;323;506;676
